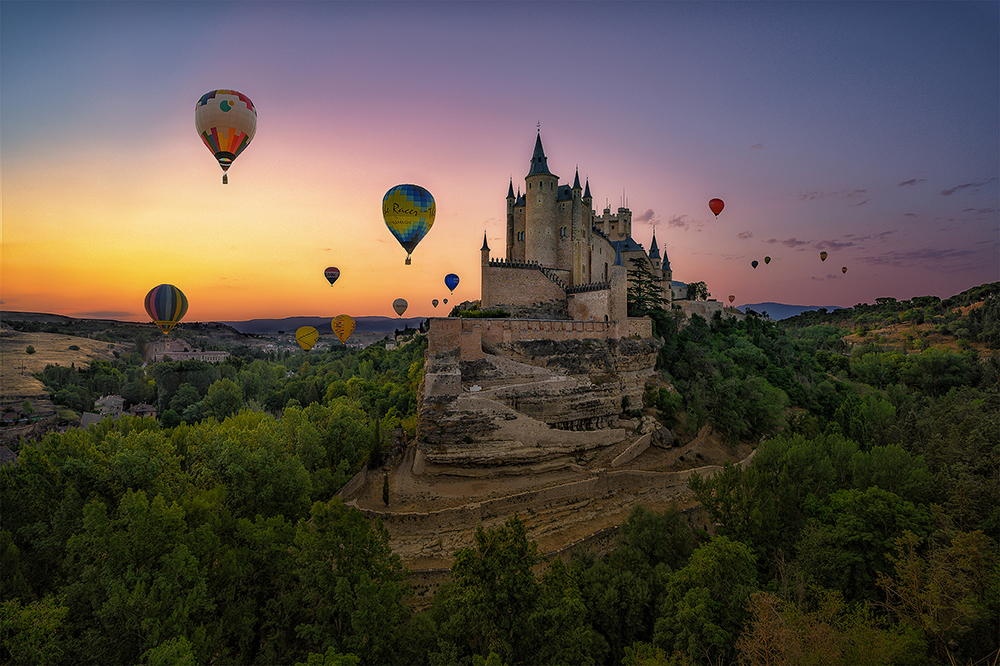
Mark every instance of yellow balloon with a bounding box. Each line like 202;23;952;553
383;184;435;264
331;315;356;345
295;326;319;351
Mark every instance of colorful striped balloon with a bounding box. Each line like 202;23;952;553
195;89;257;184
144;284;188;335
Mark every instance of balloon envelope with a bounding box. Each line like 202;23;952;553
324;267;340;286
383;184;435;264
195;90;256;183
729;295;735;303
820;251;828;261
296;326;319;351
432;299;439;308
751;260;759;269
842;266;848;274
144;284;188;335
708;198;725;217
392;298;408;317
443;298;448;305
764;256;771;264
331;315;356;345
445;273;459;293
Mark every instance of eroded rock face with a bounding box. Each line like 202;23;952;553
416;336;660;473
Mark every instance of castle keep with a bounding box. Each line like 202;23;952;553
480;132;672;335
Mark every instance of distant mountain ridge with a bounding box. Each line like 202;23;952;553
217;316;427;336
737;302;845;321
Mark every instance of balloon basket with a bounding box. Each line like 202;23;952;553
222;174;228;185
405;256;412;265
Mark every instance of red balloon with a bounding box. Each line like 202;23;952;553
708;198;725;217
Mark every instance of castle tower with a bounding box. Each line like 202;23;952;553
524;132;558;267
648;229;661;273
571;168;587;285
506;178;516;261
481;232;492;307
661;244;673;305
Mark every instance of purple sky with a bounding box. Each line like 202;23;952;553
2;1;997;320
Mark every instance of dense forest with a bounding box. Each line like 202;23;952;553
2;284;998;665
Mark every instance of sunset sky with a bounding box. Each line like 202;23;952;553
2;1;997;322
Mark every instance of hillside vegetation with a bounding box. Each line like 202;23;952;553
1;285;997;665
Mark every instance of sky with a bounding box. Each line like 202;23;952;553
2;1;998;322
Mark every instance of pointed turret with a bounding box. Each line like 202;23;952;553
573;168;582;190
583;178;592;201
481;231;491;268
527;131;552;176
649;230;660;260
507;178;515;200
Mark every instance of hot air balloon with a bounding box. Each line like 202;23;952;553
392;298;408;317
820;251;828;262
195;90;256;184
144;284;188;335
383;184;435;264
728;295;735;304
432;299;439;308
296;326;319;351
708;198;725;217
764;256;771;265
331;315;355;345
445;273;459;293
324;267;340;286
751;260;759;269
842;266;848;274
443;298;448;305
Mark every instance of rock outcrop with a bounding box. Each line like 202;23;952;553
416;336;660;474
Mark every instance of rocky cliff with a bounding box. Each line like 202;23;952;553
417;336;660;474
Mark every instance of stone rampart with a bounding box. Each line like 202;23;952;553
676;300;745;322
481;262;566;311
428;316;655;363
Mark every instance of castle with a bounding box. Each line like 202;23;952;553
480;131;673;336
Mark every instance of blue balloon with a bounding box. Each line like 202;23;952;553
445;273;459;294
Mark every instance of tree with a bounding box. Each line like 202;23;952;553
653;535;758;665
290;498;408;664
441;515;541;663
627;258;667;317
203;378;244;420
686;281;710;301
382;473;390;506
25;345;36;354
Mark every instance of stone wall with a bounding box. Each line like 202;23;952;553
675;300;745;322
481;262;566;311
568;286;611;322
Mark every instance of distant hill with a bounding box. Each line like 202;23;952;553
217;316;427;336
738;303;845;321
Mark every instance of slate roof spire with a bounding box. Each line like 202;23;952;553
528;131;552;176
